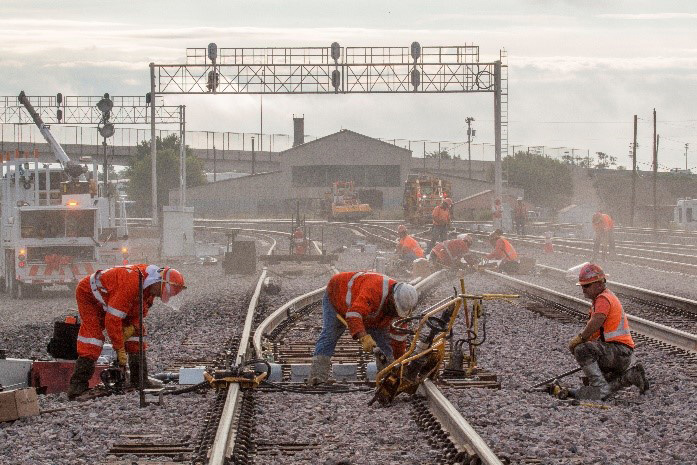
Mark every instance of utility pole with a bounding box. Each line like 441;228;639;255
260;94;263;152
466;116;475;179
149;62;158;226
653;108;658;231
686;143;690;171
630;114;637;227
251;136;256;175
493;60;502;209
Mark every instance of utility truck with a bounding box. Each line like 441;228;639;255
0;91;129;298
403;174;452;225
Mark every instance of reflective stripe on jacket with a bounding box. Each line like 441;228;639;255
589;289;634;349
327;271;397;338
85;264;157;349
432;239;470;266
398;235;424;258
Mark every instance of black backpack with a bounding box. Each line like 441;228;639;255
47;320;80;360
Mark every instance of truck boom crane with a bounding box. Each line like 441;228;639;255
18;90;86;180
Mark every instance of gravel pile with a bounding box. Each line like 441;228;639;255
424;272;697;465
253;392;444;465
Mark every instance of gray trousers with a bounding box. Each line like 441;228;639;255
573;340;633;378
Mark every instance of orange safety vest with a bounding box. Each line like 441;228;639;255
602;213;614;230
432;205;450;226
488;237;518;262
398;235;424;258
589;289;634;349
432;239;469;266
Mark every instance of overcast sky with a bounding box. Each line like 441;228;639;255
2;0;696;170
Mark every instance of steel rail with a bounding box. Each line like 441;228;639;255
484;270;697;354
537;264;697;314
207;233;276;465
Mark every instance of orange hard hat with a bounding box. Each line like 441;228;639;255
576;263;607;286
397;224;407;234
161;267;186;303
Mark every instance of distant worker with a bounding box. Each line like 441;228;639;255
513;197;527;236
429;234;477;269
429;198;452;252
68;264;186;400
567;263;649;400
486;230;519;273
307;271;419;385
292;227;306;255
592;211;615;260
396;224;424;262
492;198;503;231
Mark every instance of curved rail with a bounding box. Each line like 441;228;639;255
484;269;697;354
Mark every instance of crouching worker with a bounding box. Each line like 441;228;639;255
307;271;419;385
567;264;649;400
68;264;186;400
396;224;424;263
429;234;476;269
486;230;520;273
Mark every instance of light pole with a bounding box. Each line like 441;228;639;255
686;143;690;171
466;116;475;179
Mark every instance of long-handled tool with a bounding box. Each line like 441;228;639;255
528;367;582;391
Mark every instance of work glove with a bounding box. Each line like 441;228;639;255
122;325;136;341
567;335;584;354
116;348;128;367
359;334;377;353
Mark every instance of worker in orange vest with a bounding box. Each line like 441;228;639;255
567;263;649;400
513;197;527;236
429;198;452;252
486;230;519;273
396;224;424;263
67;264;186;399
429;234;476;269
307;271;419;385
592;211;615;260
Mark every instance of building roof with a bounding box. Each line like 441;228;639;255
280;128;412;156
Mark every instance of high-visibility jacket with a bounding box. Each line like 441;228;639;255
397;235;424;258
487;237;518;262
432;239;469;266
81;264;158;350
602;213;614;230
588;289;634;349
327;271;407;356
432;205;450;226
292;229;306;255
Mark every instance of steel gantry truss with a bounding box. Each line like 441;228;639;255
0;95;189;211
150;43;508;227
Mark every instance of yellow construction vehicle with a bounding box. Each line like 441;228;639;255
403;175;452;224
322;181;372;221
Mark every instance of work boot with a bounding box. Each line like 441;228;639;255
67;357;96;400
128;354;163;389
623;363;650;394
569;362;612;400
306;355;332;386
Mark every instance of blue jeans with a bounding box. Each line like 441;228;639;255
313;291;393;358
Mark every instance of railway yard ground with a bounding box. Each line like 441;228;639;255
1;222;696;465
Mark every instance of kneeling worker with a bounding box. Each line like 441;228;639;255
567;263;649;400
429;234;475;269
307;271;419;385
486;230;519;273
68;264;186;399
396;224;424;263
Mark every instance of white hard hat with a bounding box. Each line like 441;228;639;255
393;283;418;318
456;233;473;243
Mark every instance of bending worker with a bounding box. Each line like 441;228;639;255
429;234;476;269
396;224;424;263
592;211;615;260
429;198;452;252
486;230;519;273
307;271;419;385
68;264;186;399
567;263;649;400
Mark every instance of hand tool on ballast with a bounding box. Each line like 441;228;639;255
527;367;582;391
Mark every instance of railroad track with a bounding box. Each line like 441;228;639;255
203;269;506;465
482;269;697;371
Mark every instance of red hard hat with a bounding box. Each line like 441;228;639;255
576;263;607;286
161;267;186;303
397;224;407;234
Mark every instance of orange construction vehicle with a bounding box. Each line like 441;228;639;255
403;175;452;225
322;181;372;221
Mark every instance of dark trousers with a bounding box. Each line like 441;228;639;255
573;340;633;378
428;225;448;253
